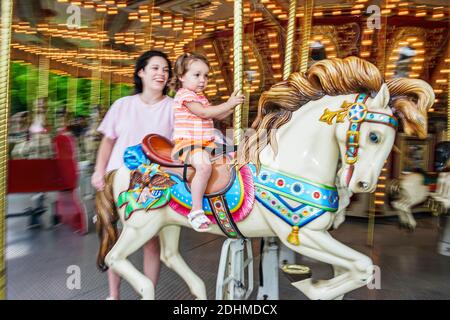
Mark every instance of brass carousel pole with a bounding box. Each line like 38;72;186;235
0;0;13;300
299;0;314;73
90;68;101;107
367;191;376;246
90;19;103;108
233;0;243;145
283;0;297;80
146;0;154;50
279;0;311;276
448;57;450;142
367;1;389;247
37;57;49;103
68;76;78;114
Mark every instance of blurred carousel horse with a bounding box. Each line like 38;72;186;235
389;141;450;230
8;103;88;231
9;106;53;228
8;111;29;144
11;103;53;160
95;57;434;300
83;105;102;164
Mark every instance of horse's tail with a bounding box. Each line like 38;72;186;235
95;170;119;272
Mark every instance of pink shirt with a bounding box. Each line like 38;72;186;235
173;88;215;141
97;94;174;172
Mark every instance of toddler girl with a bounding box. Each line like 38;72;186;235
171;53;244;231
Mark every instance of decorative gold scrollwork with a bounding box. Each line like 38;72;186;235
319;101;354;125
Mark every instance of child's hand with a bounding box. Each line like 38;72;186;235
227;90;245;108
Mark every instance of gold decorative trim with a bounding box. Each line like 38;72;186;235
281;264;311;275
319;101;353;125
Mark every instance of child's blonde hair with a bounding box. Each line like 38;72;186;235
170;52;210;91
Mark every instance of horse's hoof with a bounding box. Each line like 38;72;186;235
398;223;408;230
291;278;316;299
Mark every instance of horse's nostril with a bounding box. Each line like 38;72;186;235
358;181;369;190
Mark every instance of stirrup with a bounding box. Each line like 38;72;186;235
188;210;211;232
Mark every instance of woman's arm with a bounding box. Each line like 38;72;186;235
91;136;116;191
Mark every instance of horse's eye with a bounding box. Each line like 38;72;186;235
369;132;380;144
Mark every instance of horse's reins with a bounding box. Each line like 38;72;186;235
323;93;399;187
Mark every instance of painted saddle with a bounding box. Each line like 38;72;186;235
123;134;255;238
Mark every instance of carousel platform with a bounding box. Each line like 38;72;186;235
6;202;450;300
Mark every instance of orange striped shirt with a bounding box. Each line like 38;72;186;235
173;88;215;141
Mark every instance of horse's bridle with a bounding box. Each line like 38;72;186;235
320;93;398;187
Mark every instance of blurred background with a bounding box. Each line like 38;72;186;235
1;0;449;300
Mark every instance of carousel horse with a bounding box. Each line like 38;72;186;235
7;104;88;232
95;57;433;300
389;141;450;230
8;111;29;143
11;100;53;159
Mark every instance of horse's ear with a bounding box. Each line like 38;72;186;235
370;83;390;110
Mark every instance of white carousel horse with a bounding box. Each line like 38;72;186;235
8;111;29;144
95;57;433;300
390;171;450;230
389;172;428;230
11;106;53;159
389;142;450;230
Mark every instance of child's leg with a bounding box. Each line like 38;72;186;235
190;150;212;212
187;149;212;231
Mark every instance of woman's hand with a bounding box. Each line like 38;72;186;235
226;90;245;108
92;169;106;191
92;136;116;191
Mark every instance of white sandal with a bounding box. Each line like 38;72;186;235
188;210;211;232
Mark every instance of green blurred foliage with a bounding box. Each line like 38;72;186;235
10;62;133;121
10;63;31;114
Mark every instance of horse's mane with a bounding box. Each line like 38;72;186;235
386;77;434;139
237;56;383;170
237;56;434;170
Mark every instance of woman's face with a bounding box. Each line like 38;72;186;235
138;56;170;93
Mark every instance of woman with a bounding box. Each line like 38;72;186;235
92;50;174;300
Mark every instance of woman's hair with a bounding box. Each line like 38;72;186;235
170;52;210;91
133;50;173;95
